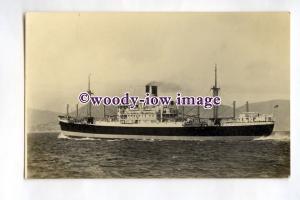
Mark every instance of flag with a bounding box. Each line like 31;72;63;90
274;105;279;108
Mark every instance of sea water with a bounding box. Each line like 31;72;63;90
26;132;290;178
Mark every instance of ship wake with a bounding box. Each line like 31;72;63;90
253;131;290;141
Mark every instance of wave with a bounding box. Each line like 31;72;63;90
57;133;71;139
57;133;127;141
254;131;290;141
57;133;101;141
73;137;100;141
106;139;125;142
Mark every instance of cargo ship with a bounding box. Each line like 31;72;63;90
59;66;274;139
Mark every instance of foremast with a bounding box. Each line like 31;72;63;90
86;74;94;123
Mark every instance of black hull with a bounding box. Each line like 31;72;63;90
59;121;274;137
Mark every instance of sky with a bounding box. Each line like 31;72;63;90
25;12;290;113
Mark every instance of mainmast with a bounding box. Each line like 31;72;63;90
211;64;220;124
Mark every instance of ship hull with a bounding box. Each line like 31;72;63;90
59;121;274;139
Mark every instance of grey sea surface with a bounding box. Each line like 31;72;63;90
26;132;290;178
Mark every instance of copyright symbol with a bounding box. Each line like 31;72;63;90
78;92;90;104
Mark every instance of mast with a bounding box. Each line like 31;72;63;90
117;106;120;122
76;103;79;118
211;64;220;123
233;101;236;119
246;101;249;112
87;74;93;118
160;107;163;122
66;104;69;117
103;105;106;119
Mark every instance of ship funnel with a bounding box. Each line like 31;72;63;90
145;84;158;96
